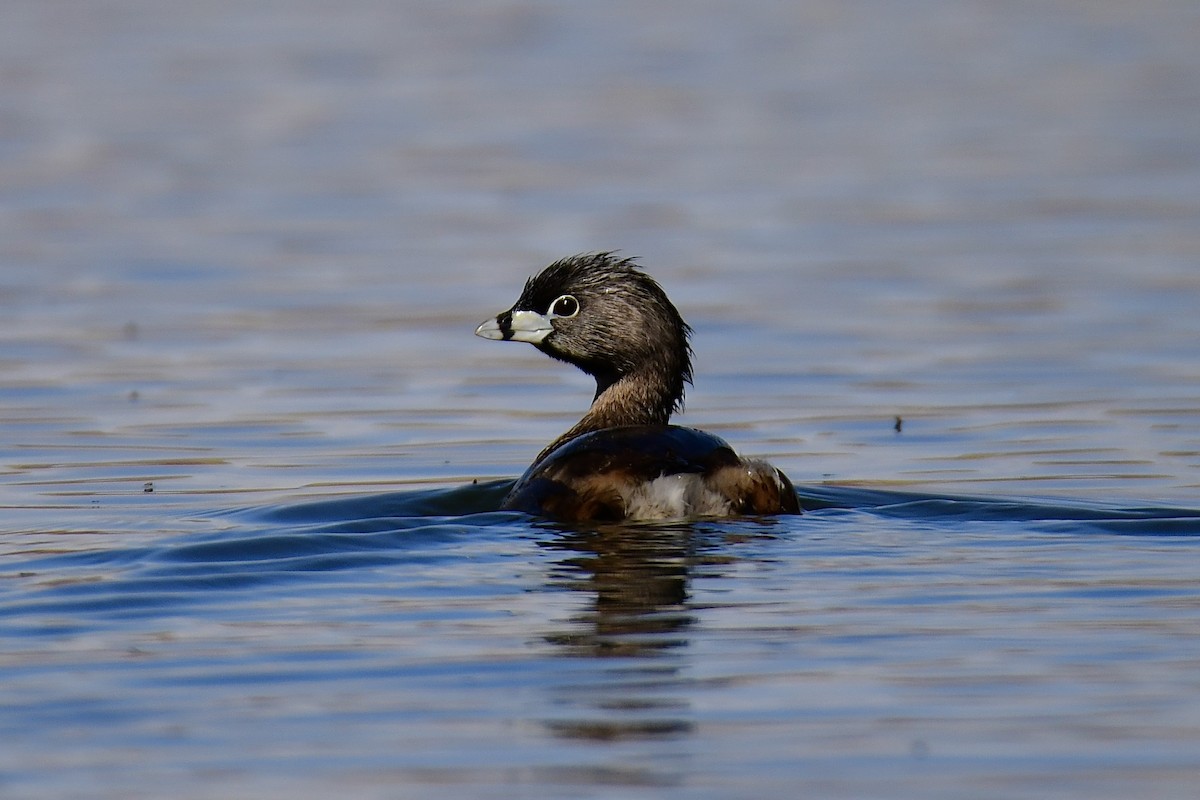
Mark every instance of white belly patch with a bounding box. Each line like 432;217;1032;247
622;473;735;520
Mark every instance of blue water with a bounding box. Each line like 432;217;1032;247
3;485;1200;799
3;1;1200;798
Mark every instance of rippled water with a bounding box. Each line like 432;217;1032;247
3;1;1200;798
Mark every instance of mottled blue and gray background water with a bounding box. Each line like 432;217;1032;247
2;2;1199;798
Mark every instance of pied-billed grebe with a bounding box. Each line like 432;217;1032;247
476;252;800;522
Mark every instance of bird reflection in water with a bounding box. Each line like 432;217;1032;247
536;521;756;743
543;522;705;657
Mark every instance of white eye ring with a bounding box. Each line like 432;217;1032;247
548;294;579;318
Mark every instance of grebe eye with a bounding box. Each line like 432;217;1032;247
549;294;579;318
